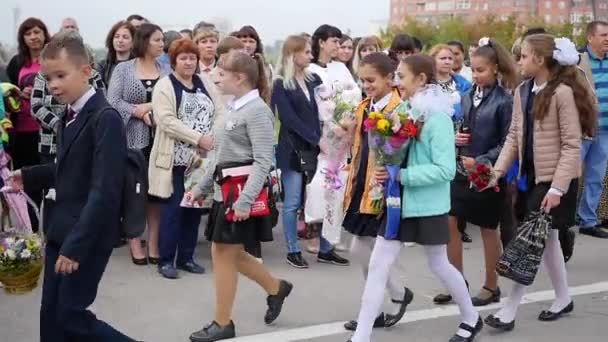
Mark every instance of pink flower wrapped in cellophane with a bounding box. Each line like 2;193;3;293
313;82;361;225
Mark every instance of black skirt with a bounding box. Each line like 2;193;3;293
517;180;578;231
343;211;382;237
378;214;450;245
205;201;274;244
449;175;506;229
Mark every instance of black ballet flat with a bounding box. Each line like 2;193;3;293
435;280;469;305
148;257;160;265
449;316;483;342
538;301;574;321
344;312;386;331
484;314;515;331
471;286;501;307
385;287;414;327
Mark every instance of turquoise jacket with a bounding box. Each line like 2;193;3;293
400;112;456;218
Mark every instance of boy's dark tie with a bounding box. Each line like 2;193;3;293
66;108;76;123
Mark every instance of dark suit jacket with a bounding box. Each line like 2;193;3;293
22;90;127;262
271;75;322;171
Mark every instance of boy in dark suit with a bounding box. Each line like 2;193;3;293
8;31;138;342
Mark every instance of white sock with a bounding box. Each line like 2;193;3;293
543;230;571;312
351;237;403;342
425;245;479;338
494;282;526;323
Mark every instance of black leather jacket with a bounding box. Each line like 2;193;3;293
460;84;513;164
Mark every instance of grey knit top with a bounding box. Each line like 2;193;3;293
195;90;275;212
107;59;171;149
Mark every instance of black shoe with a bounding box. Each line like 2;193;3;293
177;261;206;274
148;256;160;265
435;279;468;304
433;293;453;304
449;316;483;342
579;226;608;239
190;321;236;342
130;250;148;266
265;280;293;324
538;301;574;321
286;252;309;269
461;232;473;243
484;314;515;331
344;313;386;331
471;286;501;307
318;249;350;266
385;287;414;327
560;229;575;263
158;264;179;279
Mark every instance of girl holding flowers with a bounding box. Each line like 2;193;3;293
434;37;518;307
485;34;595;332
341;52;409;332
348;54;481;342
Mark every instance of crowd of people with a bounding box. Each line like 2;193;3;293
1;12;608;342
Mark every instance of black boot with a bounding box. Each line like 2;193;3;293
189;321;236;342
265;280;293;324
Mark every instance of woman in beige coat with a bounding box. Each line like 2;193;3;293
485;34;596;332
149;39;223;279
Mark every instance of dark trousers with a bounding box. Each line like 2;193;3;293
40;243;134;342
159;166;203;266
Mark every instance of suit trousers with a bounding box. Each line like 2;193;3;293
40;242;135;342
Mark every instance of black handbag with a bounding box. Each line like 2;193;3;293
286;132;319;182
496;211;551;286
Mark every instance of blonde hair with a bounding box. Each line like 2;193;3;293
428;43;453;58
353;35;383;74
219;51;271;104
275;35;314;90
194;29;219;44
217;36;244;56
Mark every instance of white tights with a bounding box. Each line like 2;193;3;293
350;236;404;302
351;237;478;342
495;229;571;323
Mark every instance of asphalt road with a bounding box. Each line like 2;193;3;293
2;219;608;342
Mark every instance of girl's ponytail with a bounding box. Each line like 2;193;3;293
253;53;271;104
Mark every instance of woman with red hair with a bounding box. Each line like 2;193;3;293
149;38;219;279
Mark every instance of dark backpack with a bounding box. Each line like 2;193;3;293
89;106;148;238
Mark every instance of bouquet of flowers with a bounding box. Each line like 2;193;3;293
0;232;43;294
312;83;360;226
468;162;500;192
364;104;417;239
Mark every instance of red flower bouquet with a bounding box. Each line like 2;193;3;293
468;162;500;192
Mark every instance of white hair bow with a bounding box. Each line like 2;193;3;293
553;37;580;66
478;37;491;47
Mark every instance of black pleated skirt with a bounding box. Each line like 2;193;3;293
378;214;450;245
449;175;506;229
205;201;274;244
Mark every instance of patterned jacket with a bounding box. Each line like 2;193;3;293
31;70;106;156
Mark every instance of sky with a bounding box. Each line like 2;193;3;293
1;0;390;48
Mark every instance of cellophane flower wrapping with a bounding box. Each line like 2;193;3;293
314;82;361;226
0;232;42;277
365;103;417;239
468;161;500;192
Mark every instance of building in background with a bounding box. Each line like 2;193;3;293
390;0;608;26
